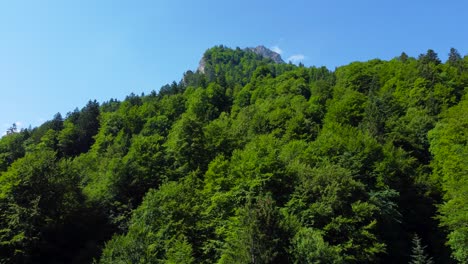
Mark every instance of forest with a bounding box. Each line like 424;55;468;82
0;45;467;263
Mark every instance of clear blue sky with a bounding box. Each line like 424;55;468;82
1;0;467;133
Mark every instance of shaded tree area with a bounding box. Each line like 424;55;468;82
1;46;468;263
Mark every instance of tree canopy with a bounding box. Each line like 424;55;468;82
1;45;468;263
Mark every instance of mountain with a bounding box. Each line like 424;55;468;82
0;45;467;264
245;45;285;64
197;45;284;73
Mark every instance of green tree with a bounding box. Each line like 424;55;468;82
447;48;462;67
290;228;343;264
99;175;202;264
429;97;468;262
1;45;466;263
0;150;89;263
0;130;28;171
165;113;207;174
58;100;100;156
219;194;287;264
410;234;434;264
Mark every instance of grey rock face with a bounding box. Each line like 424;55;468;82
245;45;285;64
197;45;284;73
197;56;207;74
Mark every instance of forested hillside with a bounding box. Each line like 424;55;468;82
1;45;468;263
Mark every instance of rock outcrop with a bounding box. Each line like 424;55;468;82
197;45;284;73
244;45;285;64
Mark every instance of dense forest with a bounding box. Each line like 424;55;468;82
1;45;467;263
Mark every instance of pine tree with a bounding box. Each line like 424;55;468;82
447;47;462;66
410;234;434;264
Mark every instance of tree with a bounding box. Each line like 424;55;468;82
410;234;434;264
99;175;202;264
50;112;64;131
418;49;441;65
165;113;207;173
291;228;343;264
0;129;29;171
2;45;467;263
218;194;287;264
399;52;409;62
429;97;468;263
57;100;100;156
447;47;462;66
57;120;80;156
0;150;90;263
6;123;17;135
285;163;385;263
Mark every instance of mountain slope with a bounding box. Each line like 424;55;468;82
0;46;467;263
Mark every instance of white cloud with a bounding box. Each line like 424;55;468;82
287;54;305;63
271;45;282;54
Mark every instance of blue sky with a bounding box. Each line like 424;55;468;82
1;0;467;133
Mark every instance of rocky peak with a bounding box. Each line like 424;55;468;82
245;45;284;63
197;45;284;74
245;45;285;64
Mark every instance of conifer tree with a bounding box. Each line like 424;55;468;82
410;234;434;264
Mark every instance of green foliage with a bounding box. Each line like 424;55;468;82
58;100;100;156
99;175;201;264
290;227;343;264
0;150;98;263
0;130;29;171
285;163;385;263
218;194;286;264
429;97;468;262
1;45;467;263
410;234;434;264
165;113;207;173
325;90;368;126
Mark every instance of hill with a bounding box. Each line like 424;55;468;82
0;45;467;263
